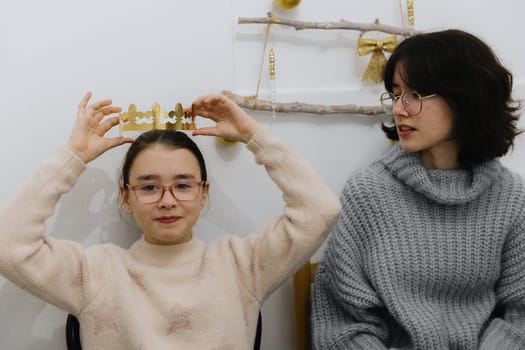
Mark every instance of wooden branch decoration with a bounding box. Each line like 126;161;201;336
238;12;422;36
222;90;384;116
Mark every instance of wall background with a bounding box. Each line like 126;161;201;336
0;1;524;349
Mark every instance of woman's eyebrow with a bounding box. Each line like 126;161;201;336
134;174;198;181
136;174;160;181
173;174;198;180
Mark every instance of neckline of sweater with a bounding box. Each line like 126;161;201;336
129;236;206;267
380;145;502;205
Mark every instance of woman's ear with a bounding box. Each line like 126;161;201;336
120;185;133;214
201;182;210;207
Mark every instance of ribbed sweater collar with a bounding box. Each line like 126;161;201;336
380;145;502;205
129;236;206;267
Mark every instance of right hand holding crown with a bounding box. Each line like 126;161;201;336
66;92;133;163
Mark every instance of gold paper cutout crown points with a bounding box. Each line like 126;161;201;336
119;102;197;132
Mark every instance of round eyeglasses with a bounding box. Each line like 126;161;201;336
380;91;437;116
127;181;206;203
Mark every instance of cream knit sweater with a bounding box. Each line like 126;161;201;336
0;127;340;349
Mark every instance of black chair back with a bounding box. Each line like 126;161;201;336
65;314;82;350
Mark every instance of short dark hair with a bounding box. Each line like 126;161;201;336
120;130;207;187
381;29;522;166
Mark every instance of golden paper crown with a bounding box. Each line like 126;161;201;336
119;102;196;132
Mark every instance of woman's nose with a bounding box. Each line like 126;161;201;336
392;97;409;117
158;187;178;207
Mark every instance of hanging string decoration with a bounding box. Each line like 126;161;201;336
234;1;421;114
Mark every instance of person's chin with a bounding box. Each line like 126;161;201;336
165;233;192;245
147;230;191;245
398;140;423;153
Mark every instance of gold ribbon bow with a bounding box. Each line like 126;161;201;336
357;35;398;84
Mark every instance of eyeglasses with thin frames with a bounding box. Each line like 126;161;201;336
380;91;437;116
127;181;206;203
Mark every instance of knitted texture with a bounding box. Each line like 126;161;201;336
0;127;341;350
312;145;525;350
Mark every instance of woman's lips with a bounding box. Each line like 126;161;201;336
397;124;416;137
155;216;180;224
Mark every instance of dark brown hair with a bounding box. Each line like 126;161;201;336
121;130;207;186
382;29;522;166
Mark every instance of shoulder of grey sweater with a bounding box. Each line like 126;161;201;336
486;166;525;228
499;165;525;187
333;165;390;243
494;166;525;203
341;160;395;201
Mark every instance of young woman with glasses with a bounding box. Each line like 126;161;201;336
312;29;524;349
0;92;340;349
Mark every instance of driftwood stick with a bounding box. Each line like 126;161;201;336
238;13;422;36
222;90;384;116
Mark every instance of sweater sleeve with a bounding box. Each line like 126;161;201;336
226;126;341;302
0;148;108;313
479;220;525;349
311;180;391;350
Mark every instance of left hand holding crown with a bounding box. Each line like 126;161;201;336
187;93;259;144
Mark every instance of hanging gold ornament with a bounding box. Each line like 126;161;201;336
407;0;415;27
357;34;397;84
275;0;301;10
269;48;276;81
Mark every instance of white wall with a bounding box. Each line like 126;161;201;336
0;0;524;349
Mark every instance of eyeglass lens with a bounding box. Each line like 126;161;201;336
380;91;423;115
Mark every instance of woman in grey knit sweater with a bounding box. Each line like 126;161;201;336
311;29;524;349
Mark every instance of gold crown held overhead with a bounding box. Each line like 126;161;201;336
119;102;196;132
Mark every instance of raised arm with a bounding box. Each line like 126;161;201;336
0;92;132;312
188;93;341;301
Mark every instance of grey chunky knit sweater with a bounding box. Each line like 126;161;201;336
312;145;525;350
